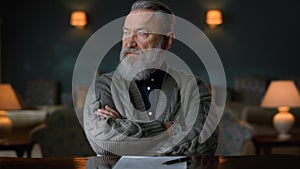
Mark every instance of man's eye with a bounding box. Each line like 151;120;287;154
137;31;149;38
123;30;130;36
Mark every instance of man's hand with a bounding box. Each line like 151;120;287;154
96;105;121;119
164;121;174;129
164;121;174;136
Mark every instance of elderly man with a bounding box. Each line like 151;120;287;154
84;0;218;156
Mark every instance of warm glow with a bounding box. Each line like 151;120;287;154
206;10;223;29
0;110;13;133
0;84;21;110
261;80;300;139
70;11;87;29
219;157;227;164
273;106;295;139
261;80;300;108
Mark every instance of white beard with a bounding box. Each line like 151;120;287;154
117;43;166;81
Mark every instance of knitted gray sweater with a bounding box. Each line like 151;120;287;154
84;66;218;156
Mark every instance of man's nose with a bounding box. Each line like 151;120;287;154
123;35;137;48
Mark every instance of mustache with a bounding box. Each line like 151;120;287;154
120;48;143;61
121;48;142;56
123;48;138;54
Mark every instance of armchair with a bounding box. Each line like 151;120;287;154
24;79;59;108
31;108;95;157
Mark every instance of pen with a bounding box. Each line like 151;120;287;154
162;157;190;165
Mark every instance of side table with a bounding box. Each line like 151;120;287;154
0;137;33;157
0;110;47;157
252;135;300;155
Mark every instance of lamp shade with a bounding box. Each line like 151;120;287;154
206;10;223;28
261;80;300;108
70;11;87;28
0;84;21;110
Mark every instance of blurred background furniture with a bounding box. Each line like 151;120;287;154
260;80;300;139
225;76;300;155
215;108;254;156
0;110;47;157
24;79;59;108
0;84;22;133
252;135;300;155
31;108;95;157
231;76;268;105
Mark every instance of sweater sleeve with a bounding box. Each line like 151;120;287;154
84;73;167;142
160;76;218;156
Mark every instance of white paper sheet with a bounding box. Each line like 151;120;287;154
112;156;187;169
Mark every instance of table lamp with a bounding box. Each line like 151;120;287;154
261;80;300;139
0;84;21;133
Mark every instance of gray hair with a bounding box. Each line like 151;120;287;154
130;0;175;34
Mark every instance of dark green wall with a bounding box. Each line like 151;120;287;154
2;0;300;99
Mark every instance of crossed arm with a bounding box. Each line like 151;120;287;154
97;105;121;119
84;73;171;141
84;73;218;155
97;105;174;129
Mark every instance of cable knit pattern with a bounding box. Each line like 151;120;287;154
84;66;218;156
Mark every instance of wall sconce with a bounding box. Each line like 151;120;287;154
206;9;223;29
70;11;87;29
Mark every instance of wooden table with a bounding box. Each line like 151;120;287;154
252;135;300;155
0;155;299;169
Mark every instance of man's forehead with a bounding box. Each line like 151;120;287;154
124;10;163;32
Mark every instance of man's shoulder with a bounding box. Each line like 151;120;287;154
99;71;114;77
94;72;116;90
97;72;114;82
167;68;208;86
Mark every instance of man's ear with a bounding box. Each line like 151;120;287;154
163;32;174;50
